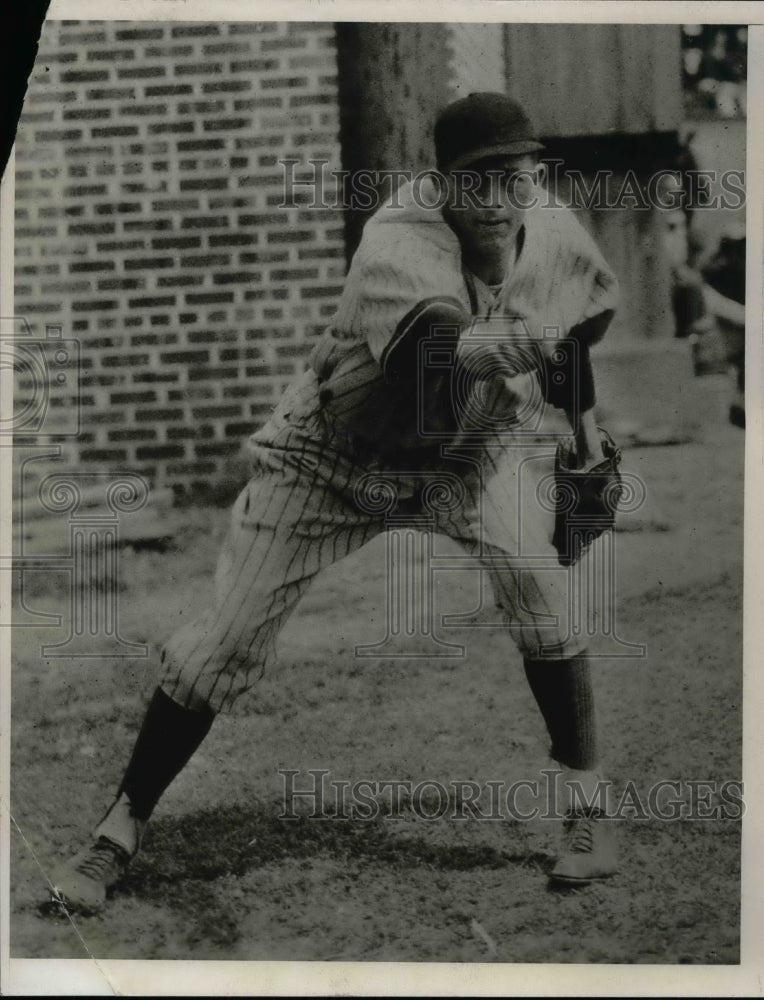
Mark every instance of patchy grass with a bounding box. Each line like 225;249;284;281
10;424;743;963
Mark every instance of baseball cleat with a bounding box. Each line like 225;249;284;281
49;794;144;915
50;836;131;915
549;810;618;886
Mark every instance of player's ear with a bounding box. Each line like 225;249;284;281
534;160;547;187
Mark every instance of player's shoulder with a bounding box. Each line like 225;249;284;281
529;200;615;277
352;177;460;273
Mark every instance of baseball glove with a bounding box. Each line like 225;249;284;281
552;428;623;567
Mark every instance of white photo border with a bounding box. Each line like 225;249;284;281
1;2;762;995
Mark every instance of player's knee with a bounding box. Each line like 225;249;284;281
159;677;214;713
160;628;272;708
163;619;252;668
517;634;589;661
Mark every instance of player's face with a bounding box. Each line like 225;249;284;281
444;154;544;257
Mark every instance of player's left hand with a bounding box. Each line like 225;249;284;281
552;427;623;566
568;409;602;470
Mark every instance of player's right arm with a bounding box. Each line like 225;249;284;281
314;294;470;453
313;233;474;454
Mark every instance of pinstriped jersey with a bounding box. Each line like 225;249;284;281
251;175;619;472
311;175;618;387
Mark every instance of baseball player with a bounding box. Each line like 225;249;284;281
51;93;620;915
663;174;746;426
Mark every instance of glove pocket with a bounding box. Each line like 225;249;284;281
551;445;623;567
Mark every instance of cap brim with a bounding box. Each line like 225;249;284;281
443;140;546;172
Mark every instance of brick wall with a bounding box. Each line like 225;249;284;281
14;20;344;497
14;19;683;497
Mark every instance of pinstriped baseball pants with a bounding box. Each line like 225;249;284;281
160;371;595;714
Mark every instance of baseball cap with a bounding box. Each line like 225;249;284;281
434;92;544;172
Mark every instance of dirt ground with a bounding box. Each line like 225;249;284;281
9;377;743;965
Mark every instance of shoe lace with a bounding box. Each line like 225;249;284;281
565;813;596;854
74;837;128;881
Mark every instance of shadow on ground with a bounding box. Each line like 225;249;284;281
125;803;545;884
36;805;546;951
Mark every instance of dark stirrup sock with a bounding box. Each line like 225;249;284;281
523;653;598;770
117;686;215;821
